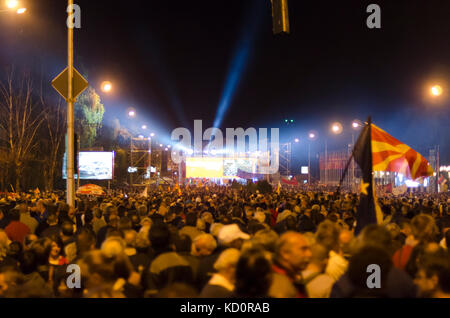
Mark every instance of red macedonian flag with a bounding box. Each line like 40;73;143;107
371;124;434;180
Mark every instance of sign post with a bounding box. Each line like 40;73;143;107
51;0;88;207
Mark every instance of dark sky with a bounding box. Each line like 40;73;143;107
0;0;449;165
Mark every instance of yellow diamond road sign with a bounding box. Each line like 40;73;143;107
51;67;88;101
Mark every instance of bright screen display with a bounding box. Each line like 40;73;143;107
63;152;114;180
186;157;223;178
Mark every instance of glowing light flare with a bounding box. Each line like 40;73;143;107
430;85;443;97
101;81;112;93
16;8;26;14
294;138;300;143
6;0;19;9
331;122;343;135
308;131;318;141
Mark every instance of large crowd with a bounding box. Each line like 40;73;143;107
0;185;449;298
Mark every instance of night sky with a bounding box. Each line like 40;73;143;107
0;0;449;167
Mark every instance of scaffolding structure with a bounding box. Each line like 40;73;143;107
129;137;151;186
279;142;291;176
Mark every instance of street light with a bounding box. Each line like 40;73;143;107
150;132;155;137
430;85;443;97
141;125;147;130
16;7;25;13
331;122;343;135
294;138;299;143
128;109;136;117
307;131;318;186
101;81;112;93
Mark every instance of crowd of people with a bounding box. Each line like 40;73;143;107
0;185;449;298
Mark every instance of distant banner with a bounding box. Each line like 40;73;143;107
281;177;298;185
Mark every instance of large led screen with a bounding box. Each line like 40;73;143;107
63;152;114;180
186;157;223;178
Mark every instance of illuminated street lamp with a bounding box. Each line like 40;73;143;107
430;85;443;97
101;81;112;93
331;122;343;135
294;138;299;143
141;125;147;130
128;110;136;117
16;7;25;14
150;133;155;137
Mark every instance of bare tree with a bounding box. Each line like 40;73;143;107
41;96;66;191
0;69;46;191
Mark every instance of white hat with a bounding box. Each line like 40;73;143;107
218;224;250;245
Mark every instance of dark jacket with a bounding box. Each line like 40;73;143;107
145;251;194;294
330;267;417;298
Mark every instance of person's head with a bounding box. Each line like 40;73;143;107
347;246;392;296
201;212;213;225
213;248;241;284
37;200;46;212
315;220;340;253
30;238;52;266
192;234;217;256
196;218;206;232
76;229;96;258
217;224;250;249
251;229;279;253
185;212;197;227
118;217;132;231
123;230;137;248
356;224;392;253
149;223;171;252
49;234;65;259
275;231;312;273
77;250;118;292
46;213;59;226
24;234;38;251
411;214;438;243
101;236;126;258
307;244;329;273
234;247;272;297
173;234;192;254
414;249;450;298
61;221;74;237
9;209;20;222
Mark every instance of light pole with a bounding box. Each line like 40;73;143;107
351;119;364;189
66;0;75;207
308;132;317;186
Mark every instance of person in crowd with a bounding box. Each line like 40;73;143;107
145;223;194;295
4;208;30;245
315;220;348;281
18;204;38;234
200;248;240;297
233;247;272;298
302;244;334;298
270;231;312;298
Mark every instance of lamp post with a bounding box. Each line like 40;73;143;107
307;132;317;186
